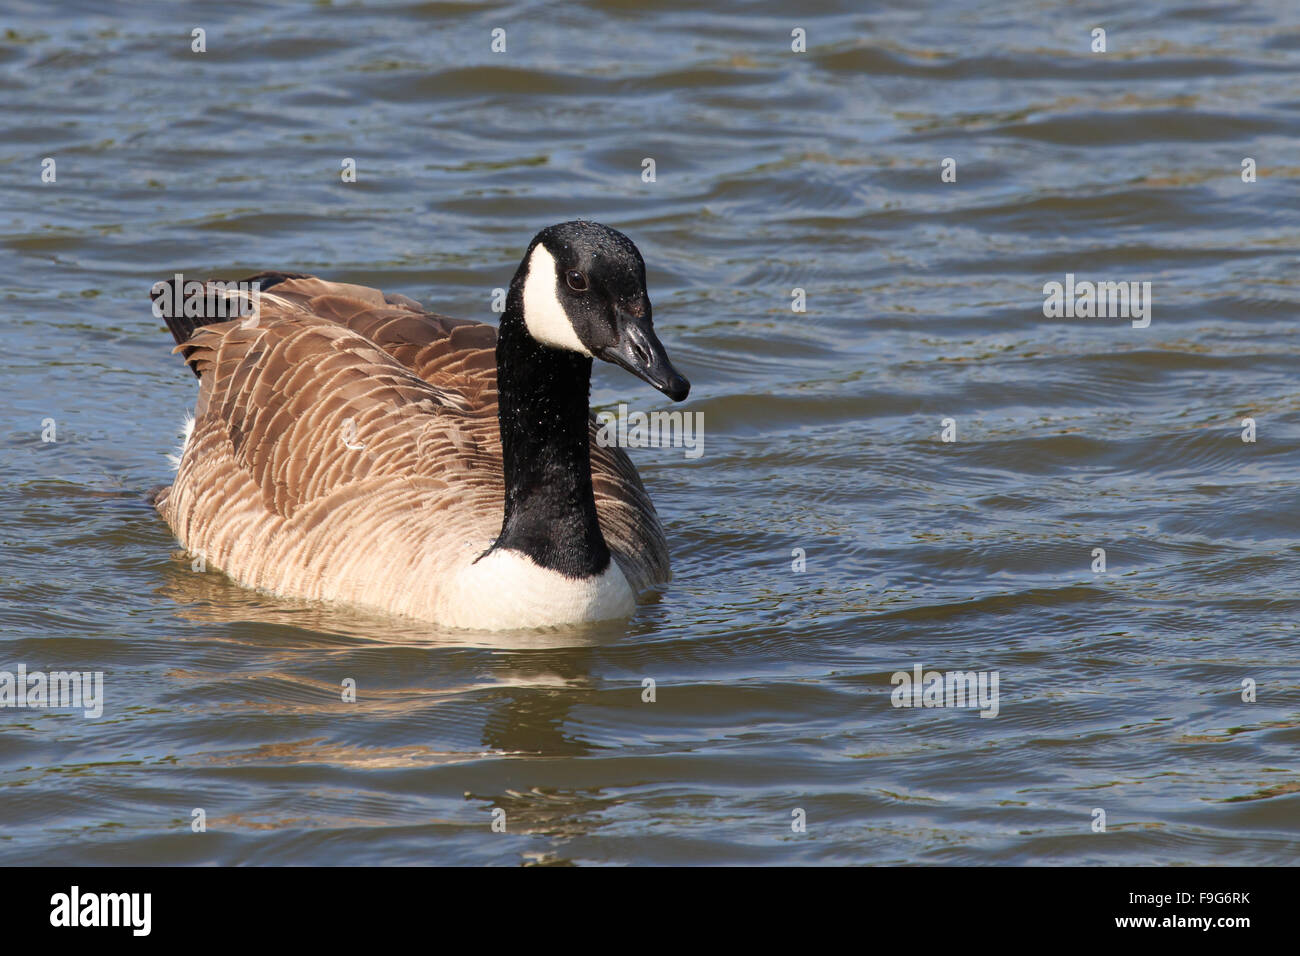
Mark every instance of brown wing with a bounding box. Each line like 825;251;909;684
236;273;499;401
233;275;670;590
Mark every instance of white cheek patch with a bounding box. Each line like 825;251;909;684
522;244;591;355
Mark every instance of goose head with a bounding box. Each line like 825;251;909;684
516;220;690;401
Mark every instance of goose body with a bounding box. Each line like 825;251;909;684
152;222;690;630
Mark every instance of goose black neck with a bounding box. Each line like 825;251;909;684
493;288;611;578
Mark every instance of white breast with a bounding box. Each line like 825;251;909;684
433;546;635;630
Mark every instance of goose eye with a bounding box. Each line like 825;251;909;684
565;270;588;292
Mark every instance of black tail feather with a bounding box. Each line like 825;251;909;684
152;272;311;378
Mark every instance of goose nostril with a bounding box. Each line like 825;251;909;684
631;342;650;366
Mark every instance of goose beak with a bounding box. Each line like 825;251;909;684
596;310;691;402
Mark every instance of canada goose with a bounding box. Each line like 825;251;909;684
152;221;690;630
